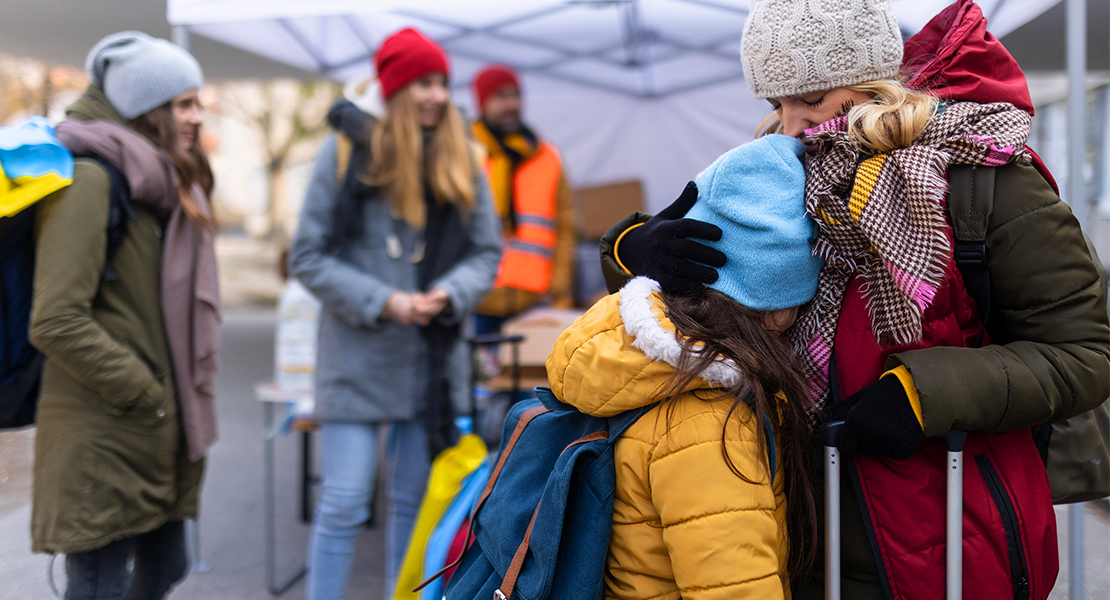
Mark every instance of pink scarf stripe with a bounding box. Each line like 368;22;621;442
789;101;1032;413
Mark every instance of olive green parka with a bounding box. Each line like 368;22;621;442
29;89;204;554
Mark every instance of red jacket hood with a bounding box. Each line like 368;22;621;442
903;0;1033;112
903;0;1057;192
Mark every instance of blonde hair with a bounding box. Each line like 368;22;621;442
368;87;475;228
843;79;939;153
755;78;939;154
756;112;783;138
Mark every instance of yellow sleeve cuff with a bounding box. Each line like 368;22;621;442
612;222;645;276
883;365;924;431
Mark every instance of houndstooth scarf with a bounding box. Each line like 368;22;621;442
789;101;1032;411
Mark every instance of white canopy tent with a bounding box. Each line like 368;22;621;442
166;0;1063;211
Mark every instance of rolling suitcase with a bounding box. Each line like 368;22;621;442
824;422;968;600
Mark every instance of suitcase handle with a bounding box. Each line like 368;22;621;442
824;421;967;600
936;430;966;600
934;429;968;452
824;421;844;600
822;421;967;451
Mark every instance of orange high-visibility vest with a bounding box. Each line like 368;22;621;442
484;142;562;294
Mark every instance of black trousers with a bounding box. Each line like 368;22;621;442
64;520;188;600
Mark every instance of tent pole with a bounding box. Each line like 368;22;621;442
1066;0;1088;591
173;24;191;53
1066;0;1088;229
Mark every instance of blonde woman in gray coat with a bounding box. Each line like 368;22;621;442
289;28;501;600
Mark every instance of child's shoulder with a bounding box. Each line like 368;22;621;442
625;391;763;451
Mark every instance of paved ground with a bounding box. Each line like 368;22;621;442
0;310;385;600
0;310;1107;600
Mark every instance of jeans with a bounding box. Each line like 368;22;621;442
64;520;188;600
306;420;430;600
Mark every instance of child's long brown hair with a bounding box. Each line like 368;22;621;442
366;86;475;228
129;104;216;229
660;289;818;576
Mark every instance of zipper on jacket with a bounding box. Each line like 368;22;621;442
975;455;1030;600
847;457;896;600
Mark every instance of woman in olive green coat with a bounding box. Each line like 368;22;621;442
29;32;219;600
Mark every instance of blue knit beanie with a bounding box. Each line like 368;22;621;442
685;134;823;311
85;31;204;120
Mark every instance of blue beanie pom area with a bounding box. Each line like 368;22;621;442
685;134;824;311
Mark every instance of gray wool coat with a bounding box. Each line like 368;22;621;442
290;135;502;423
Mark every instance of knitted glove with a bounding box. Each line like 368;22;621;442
828;376;925;459
616;181;726;294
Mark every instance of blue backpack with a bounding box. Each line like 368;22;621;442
429;387;775;600
430;387;653;600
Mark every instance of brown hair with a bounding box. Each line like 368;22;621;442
129;104;216;229
366;85;475;228
660;289;818;575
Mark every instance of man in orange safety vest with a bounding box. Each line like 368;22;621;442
470;65;575;336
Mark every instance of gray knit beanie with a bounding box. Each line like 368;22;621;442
740;0;903;99
85;31;204;119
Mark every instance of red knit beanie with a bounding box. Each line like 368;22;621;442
374;28;449;100
473;65;520;110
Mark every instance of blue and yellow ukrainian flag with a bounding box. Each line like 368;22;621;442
0;117;74;219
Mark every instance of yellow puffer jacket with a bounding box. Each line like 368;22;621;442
546;277;790;600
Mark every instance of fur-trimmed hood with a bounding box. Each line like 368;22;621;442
551;278;791;599
546;277;747;417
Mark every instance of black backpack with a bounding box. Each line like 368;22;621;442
948;164;1110;504
0;156;133;429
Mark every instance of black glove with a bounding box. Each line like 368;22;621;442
828;376;924;459
616;181;726;294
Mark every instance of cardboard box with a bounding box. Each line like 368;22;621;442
501;307;586;367
574;180;644;239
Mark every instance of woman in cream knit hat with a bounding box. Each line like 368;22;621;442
600;1;1109;599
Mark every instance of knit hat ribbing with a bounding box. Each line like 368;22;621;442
473;65;520;110
375;28;450;100
740;0;903;99
85;31;204;120
685;134;823;311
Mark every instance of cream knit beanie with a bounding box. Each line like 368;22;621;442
741;0;903;99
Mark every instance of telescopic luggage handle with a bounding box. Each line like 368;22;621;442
938;429;967;600
824;421;845;600
468;334;526;415
823;422;967;600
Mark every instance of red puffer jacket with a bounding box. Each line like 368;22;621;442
832;2;1060;599
835;249;1058;600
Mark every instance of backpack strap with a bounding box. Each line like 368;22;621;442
414;403;548;593
947;164;996;347
327;133;370;253
496;430;608;600
607;401;659;442
74;156;134;282
335;132;354;184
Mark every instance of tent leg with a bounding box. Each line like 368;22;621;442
1066;0;1087;227
1065;0;1089;590
1068;504;1086;600
173;25;192;52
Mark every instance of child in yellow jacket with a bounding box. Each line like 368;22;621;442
547;134;822;600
